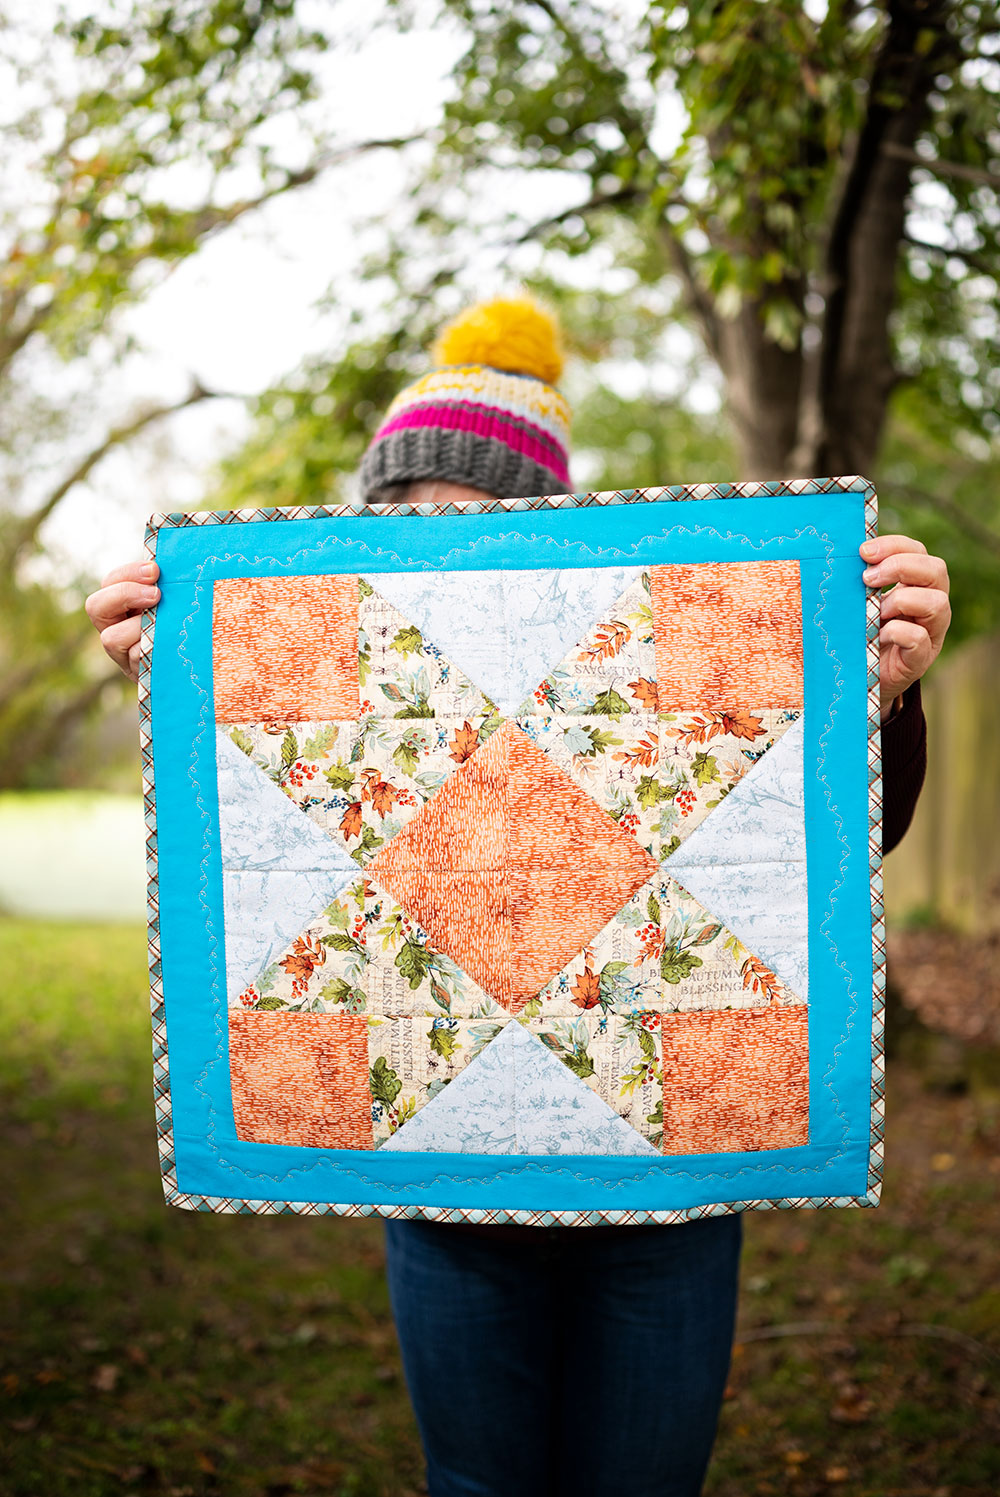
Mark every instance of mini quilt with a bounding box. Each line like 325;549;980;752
141;478;884;1226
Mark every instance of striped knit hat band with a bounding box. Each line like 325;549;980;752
359;299;572;503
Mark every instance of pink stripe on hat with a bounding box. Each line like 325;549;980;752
373;403;570;487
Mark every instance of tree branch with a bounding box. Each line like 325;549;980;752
512;185;645;244
881;481;1000;559
0;621;93;709
0;135;424;380
0;668;125;790
7;380;233;562
903;232;995;278
655;222;722;363
882;141;1000;192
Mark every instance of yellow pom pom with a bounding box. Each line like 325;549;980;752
431;296;564;385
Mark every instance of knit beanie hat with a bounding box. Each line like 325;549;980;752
359;297;572;503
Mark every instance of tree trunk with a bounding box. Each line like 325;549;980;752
716;301;803;480
709;0;961;483
811;0;958;479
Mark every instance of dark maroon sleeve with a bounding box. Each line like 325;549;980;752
880;680;927;855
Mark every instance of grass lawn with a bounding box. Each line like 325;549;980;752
1;918;998;1497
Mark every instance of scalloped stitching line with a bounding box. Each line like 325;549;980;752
172;523;858;1193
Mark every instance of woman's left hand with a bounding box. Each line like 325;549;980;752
859;534;951;721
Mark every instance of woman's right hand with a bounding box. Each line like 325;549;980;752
85;560;161;684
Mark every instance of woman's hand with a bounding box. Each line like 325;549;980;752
85;560;161;684
859;535;951;722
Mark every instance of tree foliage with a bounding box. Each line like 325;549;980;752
3;2;1000;787
0;1;409;788
217;0;1000;638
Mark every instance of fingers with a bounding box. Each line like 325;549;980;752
100;560;159;589
98;615;144;681
879;617;931;653
85;574;160;633
861;550;949;593
859;534;927;563
879;584;952;648
126;639;144;683
878;618;936;702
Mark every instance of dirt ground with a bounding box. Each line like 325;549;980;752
1;919;998;1497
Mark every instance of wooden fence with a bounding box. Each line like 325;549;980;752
884;631;1000;934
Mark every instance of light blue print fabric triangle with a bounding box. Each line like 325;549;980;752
665;715;808;998
361;567;641;716
382;1019;658;1156
215;729;358;874
221;867;357;1003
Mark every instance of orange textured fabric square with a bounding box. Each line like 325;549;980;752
213;575;359;723
367;721;657;1011
229;1010;371;1149
660;1006;809;1155
651;561;803;709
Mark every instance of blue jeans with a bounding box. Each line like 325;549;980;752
383;1215;742;1496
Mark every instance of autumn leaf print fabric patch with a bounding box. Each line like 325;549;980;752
142;480;883;1225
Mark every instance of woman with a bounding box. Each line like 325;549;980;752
86;298;948;1496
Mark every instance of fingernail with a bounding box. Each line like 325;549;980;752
859;540;877;559
140;563;157;578
862;567;880;584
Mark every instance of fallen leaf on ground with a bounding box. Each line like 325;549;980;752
91;1364;120;1393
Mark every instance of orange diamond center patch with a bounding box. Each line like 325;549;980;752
367;720;658;1011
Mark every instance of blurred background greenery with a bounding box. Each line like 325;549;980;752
1;2;998;1493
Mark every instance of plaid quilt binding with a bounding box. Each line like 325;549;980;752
138;475;883;1224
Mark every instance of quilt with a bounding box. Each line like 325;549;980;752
140;477;884;1226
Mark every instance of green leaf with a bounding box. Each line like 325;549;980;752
590;728;624;753
323;898;350;930
563;1044;596;1080
280;729;298;770
588;687;631;719
636;774;666;809
389;624;423;656
395;699;434;719
302;725;337;759
691;751;719;787
395;939;434;990
322;932;363;954
647;891;661;924
370;1055;402;1109
392;738;420;774
229;727;254;758
660;951;704;984
351;824;384;865
319;977;352;1005
428;1025;460;1060
255;995;287;1011
323;758;355;791
358;578;374;599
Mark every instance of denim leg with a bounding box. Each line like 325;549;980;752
554;1215;743;1497
383;1219;560;1497
384;1214;741;1497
